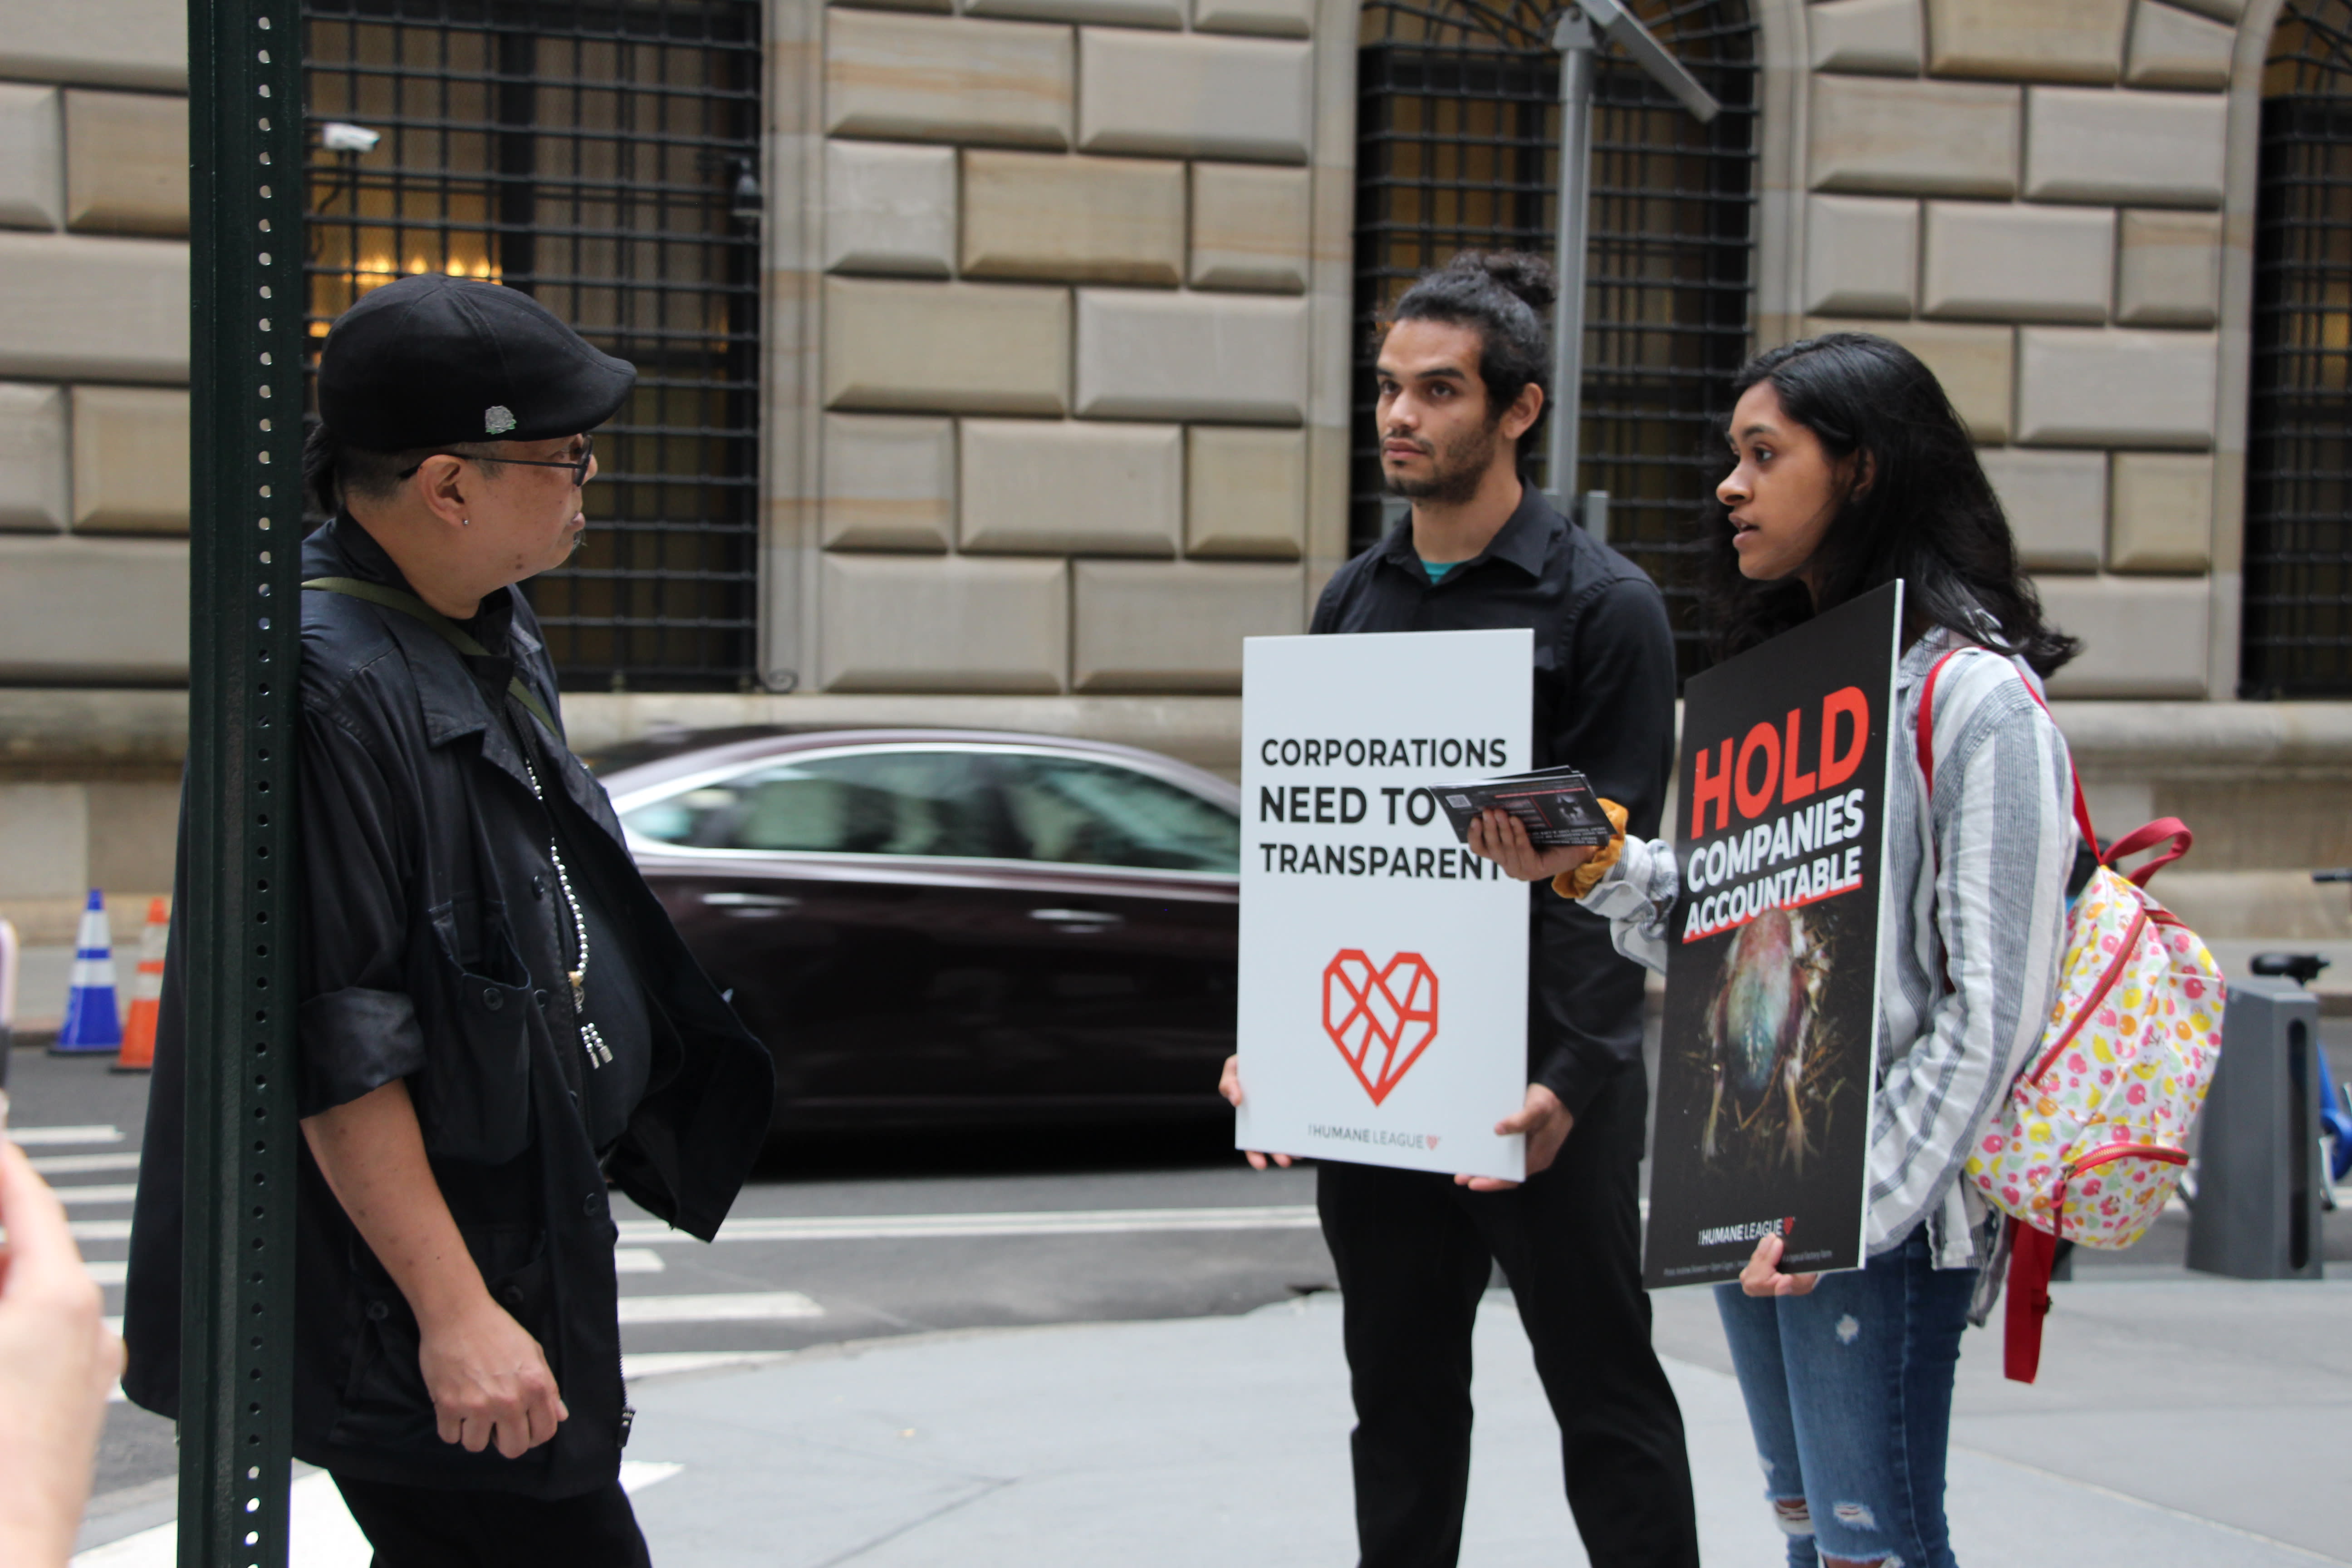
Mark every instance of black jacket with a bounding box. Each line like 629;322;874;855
122;515;775;1497
1309;488;1678;1117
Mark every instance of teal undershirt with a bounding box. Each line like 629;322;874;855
1422;559;1458;584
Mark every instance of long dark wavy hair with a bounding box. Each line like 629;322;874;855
1698;333;2080;678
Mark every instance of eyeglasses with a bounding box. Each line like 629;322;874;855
398;434;595;488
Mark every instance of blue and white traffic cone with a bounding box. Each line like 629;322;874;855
53;889;122;1054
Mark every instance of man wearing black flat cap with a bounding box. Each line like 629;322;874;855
122;275;775;1565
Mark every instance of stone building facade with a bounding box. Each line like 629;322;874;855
1791;0;2240;701
785;0;1338;697
0;3;193;950
0;0;2345;973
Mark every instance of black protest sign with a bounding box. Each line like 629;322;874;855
1643;582;1903;1289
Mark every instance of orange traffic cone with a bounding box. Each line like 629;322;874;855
114;897;167;1073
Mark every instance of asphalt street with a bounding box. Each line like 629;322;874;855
3;1046;1333;1514
21;1011;2352;1541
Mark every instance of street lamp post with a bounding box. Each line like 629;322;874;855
1544;0;1721;534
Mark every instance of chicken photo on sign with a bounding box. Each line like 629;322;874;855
1643;582;1903;1289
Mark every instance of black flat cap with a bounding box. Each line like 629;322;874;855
317;274;636;451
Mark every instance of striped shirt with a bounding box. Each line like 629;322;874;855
1585;626;2077;1268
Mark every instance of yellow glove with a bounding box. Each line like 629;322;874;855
1552;798;1629;902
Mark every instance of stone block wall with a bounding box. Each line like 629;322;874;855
1796;0;2239;697
802;0;1329;696
0;0;191;686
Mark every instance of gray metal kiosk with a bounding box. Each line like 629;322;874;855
2187;975;2327;1280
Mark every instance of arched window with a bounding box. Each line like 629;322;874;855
2244;0;2352;697
303;1;764;691
1352;0;1759;678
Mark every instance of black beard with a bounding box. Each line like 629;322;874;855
1382;421;1502;506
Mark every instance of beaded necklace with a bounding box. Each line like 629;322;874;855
522;752;612;1071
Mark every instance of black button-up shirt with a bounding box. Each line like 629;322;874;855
123;515;774;1497
1310;485;1677;1115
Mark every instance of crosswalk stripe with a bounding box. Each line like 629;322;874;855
618;1205;1322;1245
9;1125;123;1147
88;1289;815;1329
70;1256;718;1295
615;1291;821;1324
624;1350;790;1381
51;1183;137;1205
30;1152;143;1176
74;1251;660;1283
76;1205;1321;1247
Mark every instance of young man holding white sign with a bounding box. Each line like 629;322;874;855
1223;252;1693;1567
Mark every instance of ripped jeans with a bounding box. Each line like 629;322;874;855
1713;1224;1976;1568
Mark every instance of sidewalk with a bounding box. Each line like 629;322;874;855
77;1276;2352;1566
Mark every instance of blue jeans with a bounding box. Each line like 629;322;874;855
1713;1225;1977;1567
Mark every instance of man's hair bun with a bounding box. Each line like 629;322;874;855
1440;250;1558;318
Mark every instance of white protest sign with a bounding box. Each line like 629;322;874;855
1234;628;1533;1180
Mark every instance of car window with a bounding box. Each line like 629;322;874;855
995;755;1239;873
622;750;1009;858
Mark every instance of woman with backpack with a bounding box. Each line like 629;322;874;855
1470;331;2081;1568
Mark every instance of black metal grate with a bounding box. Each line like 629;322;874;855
2244;0;2352;698
1353;0;1758;680
303;0;763;691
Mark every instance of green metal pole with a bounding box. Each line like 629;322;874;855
181;0;303;1562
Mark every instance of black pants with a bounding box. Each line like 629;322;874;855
1318;1066;1698;1568
331;1473;652;1568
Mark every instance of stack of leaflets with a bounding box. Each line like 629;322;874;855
1432;766;1616;849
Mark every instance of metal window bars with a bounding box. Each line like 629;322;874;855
1353;0;1757;681
301;0;764;691
2244;0;2352;698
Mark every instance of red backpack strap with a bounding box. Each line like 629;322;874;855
2004;1215;2057;1383
2103;818;2194;887
1914;646;1969;796
2006;663;2103;863
2067;778;2100;865
1915;647;1970;997
1919;643;2101;857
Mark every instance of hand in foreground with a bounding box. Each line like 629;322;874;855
1456;1083;1573;1191
418;1294;569;1457
1468;808;1597;884
1740;1233;1818;1297
0;1126;122;1568
1219;1054;1296;1171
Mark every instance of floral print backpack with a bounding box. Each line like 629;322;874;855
1919;647;2225;1384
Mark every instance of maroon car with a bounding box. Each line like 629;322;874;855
601;730;1241;1131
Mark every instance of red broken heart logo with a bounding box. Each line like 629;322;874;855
1323;950;1439;1106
